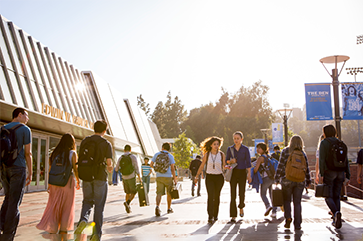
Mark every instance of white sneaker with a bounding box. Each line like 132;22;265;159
271;212;277;218
264;207;273;216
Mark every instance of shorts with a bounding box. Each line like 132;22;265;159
122;177;137;194
156;177;173;196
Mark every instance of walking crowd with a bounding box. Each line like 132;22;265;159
0;108;360;241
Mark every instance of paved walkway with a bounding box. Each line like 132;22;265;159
4;179;363;241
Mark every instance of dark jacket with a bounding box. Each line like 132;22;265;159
189;158;202;176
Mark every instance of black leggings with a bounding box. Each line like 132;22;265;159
229;168;247;217
205;174;224;219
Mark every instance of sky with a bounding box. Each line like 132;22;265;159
1;0;363;113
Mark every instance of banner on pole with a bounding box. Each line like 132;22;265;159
305;83;333;121
272;123;283;144
341;82;363;120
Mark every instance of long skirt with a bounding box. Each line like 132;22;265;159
36;176;76;233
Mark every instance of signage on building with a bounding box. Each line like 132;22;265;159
305;83;333;121
41;103;94;129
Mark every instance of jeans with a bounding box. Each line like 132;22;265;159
282;178;304;229
260;176;277;213
142;176;150;193
191;175;201;195
205;174;224;220
323;170;345;214
79;180;108;240
0;166;26;241
112;169;122;185
229;169;247;217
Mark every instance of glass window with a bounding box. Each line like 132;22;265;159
0;66;12;102
0;21;13;68
40;139;46;185
59;60;79;116
52;54;72;114
23;33;40;81
19;75;35;111
66;63;84;118
14;29;31;78
39;84;49;105
8;71;24;106
30;79;41;111
31;137;38;187
3;22;23;75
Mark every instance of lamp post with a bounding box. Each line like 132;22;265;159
277;105;292;146
260;129;270;145
320;55;350;140
346;67;363;148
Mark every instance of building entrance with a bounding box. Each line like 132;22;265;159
28;135;49;191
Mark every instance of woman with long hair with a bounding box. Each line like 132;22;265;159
274;135;311;230
195;136;225;224
37;133;80;235
225;131;252;223
254;143;277;218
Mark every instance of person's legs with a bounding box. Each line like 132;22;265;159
92;180;108;239
229;170;238;218
324;170;339;214
191;176;196;195
332;171;345;212
1;166;26;240
237;169;247;210
165;178;173;210
282;179;293;225
205;174;215;220
197;174;201;196
292;181;304;229
260;177;271;209
213;174;224;219
145;176;150;194
78;181;94;223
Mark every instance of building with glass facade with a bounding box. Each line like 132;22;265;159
0;15;162;193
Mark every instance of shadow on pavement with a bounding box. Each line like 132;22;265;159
105;216;168;234
172;196;197;204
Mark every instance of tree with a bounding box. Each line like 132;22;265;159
151;91;187;138
173;132;198;169
137;94;150;117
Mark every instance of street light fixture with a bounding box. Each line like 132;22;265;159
357;35;363;45
277;106;292;146
320;55;350;140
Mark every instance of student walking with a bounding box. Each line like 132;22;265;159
319;124;350;229
189;155;202;196
116;144;141;213
141;157;152;193
195;136;225;224
0;108;32;241
315;134;325;184
274;135;311;230
36;133;81;235
74;120;113;241
150;143;177;216
226;131;252;223
254;143;277;218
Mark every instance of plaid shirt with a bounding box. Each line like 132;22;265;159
274;147;311;185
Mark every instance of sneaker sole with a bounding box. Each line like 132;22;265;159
264;207;273;216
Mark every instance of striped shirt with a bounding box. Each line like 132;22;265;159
141;164;152;177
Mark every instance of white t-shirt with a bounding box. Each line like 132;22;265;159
206;152;223;175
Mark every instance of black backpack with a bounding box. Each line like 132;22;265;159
326;139;348;171
49;152;72;187
190;159;200;176
78;137;104;182
0;124;23;166
153;152;170;173
119;154;134;175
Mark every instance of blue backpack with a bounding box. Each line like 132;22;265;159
49;152;72;187
263;155;278;180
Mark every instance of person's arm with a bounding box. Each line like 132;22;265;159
24;143;32;186
226;147;234;164
171;164;177;184
195;155;207;183
221;152;226;169
357;151;362;184
245;148;252;183
106;158;113;173
72;152;80;190
254;156;264;174
319;140;328;179
132;155;142;182
304;153;311;187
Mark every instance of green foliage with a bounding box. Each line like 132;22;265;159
137;94;151;117
151;91;187;138
173;133;198;168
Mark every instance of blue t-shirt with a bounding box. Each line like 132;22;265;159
226;144;251;170
151;151;175;178
4;122;31;168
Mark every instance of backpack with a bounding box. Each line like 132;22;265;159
0;124;23;166
78;137;104;182
262;155;277;180
119;154;134;175
190;159;201;176
285;150;307;182
153;151;170;173
48;152;72;187
326;139;348;171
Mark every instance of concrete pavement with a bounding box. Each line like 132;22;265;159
4;178;363;241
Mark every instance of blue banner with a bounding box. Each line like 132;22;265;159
272;123;283;144
305;83;333;121
341;82;363;120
